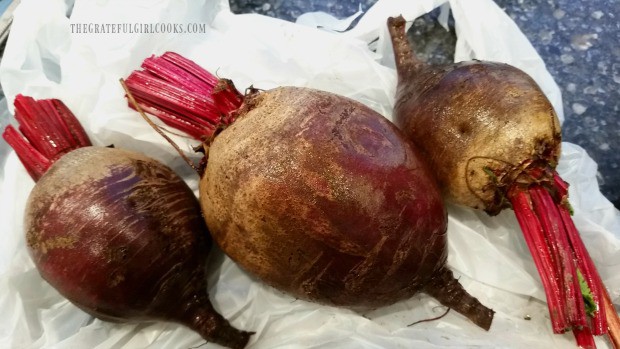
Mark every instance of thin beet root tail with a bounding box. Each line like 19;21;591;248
180;296;252;349
124;52;244;142
387;15;426;82
423;267;495;331
1;95;92;181
509;169;620;346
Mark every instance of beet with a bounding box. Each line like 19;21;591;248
123;52;495;331
2;95;251;349
387;15;620;346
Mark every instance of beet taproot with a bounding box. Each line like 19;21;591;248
2;95;252;349
123;52;495;330
387;15;620;347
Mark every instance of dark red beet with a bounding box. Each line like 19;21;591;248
2;95;251;349
123;52;495;331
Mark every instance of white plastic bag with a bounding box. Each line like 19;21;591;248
1;0;618;348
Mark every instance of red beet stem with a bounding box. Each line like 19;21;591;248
509;170;619;345
161;52;220;88
134;100;213;140
574;326;597;349
124;52;243;141
2;95;92;181
511;189;569;333
2;125;50;180
51;99;91;147
554;174;620;345
14;96;71;160
125;71;220;127
530;186;587;329
142;55;215;94
602;287;620;348
553;172;615;338
559;201;607;335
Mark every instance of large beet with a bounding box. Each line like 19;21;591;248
3;96;251;349
124;52;495;330
202;86;447;307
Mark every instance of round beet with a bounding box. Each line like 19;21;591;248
390;44;561;214
3;96;251;349
202;87;447;307
387;15;620;345
124;52;495;331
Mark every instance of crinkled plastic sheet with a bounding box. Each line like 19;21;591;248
0;0;619;348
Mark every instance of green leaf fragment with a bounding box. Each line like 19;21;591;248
566;200;575;216
577;269;597;317
483;166;498;183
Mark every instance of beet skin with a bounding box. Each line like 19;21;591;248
24;147;251;349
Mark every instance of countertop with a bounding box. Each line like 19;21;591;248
0;0;618;209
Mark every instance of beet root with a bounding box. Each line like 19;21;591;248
26;147;249;348
389;18;561;215
387;15;620;345
124;53;495;331
3;96;251;349
202;86;448;307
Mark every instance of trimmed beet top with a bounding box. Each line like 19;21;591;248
123;52;495;331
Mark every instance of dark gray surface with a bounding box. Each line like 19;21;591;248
229;0;620;209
